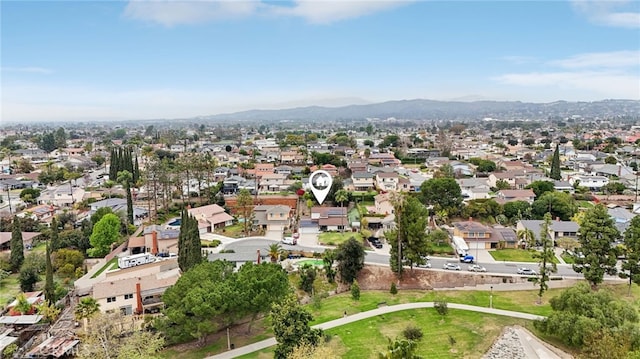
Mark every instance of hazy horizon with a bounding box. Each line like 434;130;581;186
2;1;639;123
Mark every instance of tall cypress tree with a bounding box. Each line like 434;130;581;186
550;143;561;180
177;210;202;272
10;216;24;272
50;217;59;251
133;155;140;183
126;181;134;226
44;241;55;304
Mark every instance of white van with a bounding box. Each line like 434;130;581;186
282;237;297;245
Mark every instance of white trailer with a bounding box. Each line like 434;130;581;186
118;253;157;269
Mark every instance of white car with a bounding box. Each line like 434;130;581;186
517;267;537;275
468;264;486;272
417;261;432;268
443;263;461;271
282;237;297;245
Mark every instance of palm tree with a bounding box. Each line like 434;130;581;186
517;228;536;249
334;189;349;233
268;243;282;263
74;297;100;331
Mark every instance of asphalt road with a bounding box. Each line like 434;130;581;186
221;238;588;279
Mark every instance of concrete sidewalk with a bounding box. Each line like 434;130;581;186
205;302;545;359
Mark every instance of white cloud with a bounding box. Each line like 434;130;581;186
1;67;53;74
549;50;640;69
123;0;260;26
493;71;639;100
571;0;640;28
268;0;409;24
123;0;409;26
493;50;640;100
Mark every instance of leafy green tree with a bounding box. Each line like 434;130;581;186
420;178;462;215
550;143;561;180
235;262;290;333
322;249;337;283
517;228;536;249
503;200;531;222
573;204;620;288
39;132;56;153
19;188;40;205
350;280;360;300
385;195;430;275
271;293;323;359
526;180;555;198
335;237;365;284
604;155;618;165
91;207;114;225
461;199;502;222
433;164;455;179
160;260;236;345
19;265;39;292
236;188;254;237
535;283;639;348
531;191;577;221
603;181;626;195
298;263;316;294
177;210;202;273
620;215;640;295
494;179;511;190
14;293;33;314
53;248;85;278
532;213;557;303
9;216;24;272
88;213;121;257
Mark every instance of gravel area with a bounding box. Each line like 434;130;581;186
483;327;528;359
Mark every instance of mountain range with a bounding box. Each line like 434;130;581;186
196;99;640;122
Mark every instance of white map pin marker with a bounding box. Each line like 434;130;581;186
309;170;333;205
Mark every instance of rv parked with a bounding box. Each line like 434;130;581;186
118;253;157;269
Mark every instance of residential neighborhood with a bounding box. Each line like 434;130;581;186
1;113;640;358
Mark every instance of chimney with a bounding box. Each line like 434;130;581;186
135;283;143;315
257;249;261;264
151;231;158;255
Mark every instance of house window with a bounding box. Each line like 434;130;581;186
124;293;133;300
107;297;116;303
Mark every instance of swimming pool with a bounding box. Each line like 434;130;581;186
167;218;181;226
297;259;325;267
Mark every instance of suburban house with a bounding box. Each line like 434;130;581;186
207;251;269;271
0;232;41;251
253;205;292;233
568;175;609;190
374;192;394;216
452;219;518;250
37;185;86;207
127;226;180;255
310;207;348;232
89;259;180;315
351;171;375;191
607;205;636;234
280;151;304;165
457;178;491;200
494;189;536;204
375;172;399;192
187;204;234;233
516;219;580;245
89;198;149;225
259;173;288;192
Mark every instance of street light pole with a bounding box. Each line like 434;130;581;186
490;286;493;309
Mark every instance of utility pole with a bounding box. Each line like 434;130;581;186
5;184;11;215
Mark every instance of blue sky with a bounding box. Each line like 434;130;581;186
2;0;639;122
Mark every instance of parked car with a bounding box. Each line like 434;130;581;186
443;263;461;271
468;264;486;272
517;267;537;275
459;254;475;263
368;237;383;249
417;260;432;268
282;236;297;245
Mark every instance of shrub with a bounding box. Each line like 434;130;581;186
390;282;398;295
3;343;17;358
434;299;448;316
402;325;423;341
350;280;360;300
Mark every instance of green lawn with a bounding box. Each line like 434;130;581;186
560;253;575;264
0;274;20;309
489;249;559;264
162;283;640;358
318;232;363;246
91;257;118;278
216;223;245;238
431;242;455;255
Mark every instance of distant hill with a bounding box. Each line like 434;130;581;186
196;99;640;122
